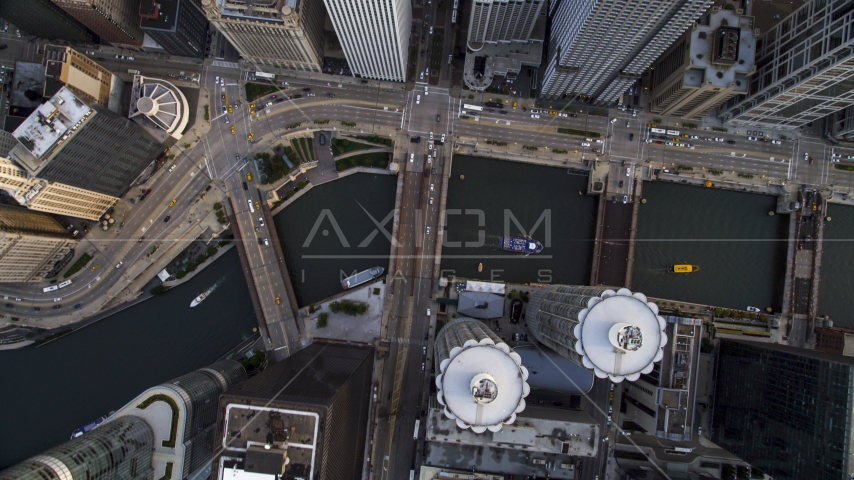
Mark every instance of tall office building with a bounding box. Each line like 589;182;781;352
648;7;756;119
0;0;97;43
0;157;117;221
8;87;162;198
0;360;247;480
52;0;144;46
42;45;114;107
434;318;530;433
0;204;77;283
0;131;18;158
0;416;155;480
719;0;854;130
467;0;545;45
212;341;374;480
323;0;411;81
542;0;712;103
139;0;209;58
199;0;326;72
713;340;854;480
525;285;667;382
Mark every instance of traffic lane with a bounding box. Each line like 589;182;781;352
0;143;213;308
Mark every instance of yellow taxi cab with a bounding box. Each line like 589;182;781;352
168;199;177;207
648;123;657;128
90;264;98;272
249;110;256;115
672;138;681;142
246;172;252;181
250;103;256;110
512;101;517;109
227;104;233;113
247;132;255;141
549;110;558;115
255;201;260;210
681;133;689;138
230;126;236;135
275;297;281;305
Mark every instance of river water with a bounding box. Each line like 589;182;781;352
818;203;854;327
0;250;257;470
273;173;398;307
631;182;788;311
440;156;597;285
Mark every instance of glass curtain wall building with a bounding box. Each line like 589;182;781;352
713;340;854;480
0;416;155;480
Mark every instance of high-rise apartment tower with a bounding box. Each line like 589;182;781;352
467;0;545;46
434;317;530;433
542;0;713;103
525;285;668;382
52;0;144;46
8;87;162;198
718;0;854;130
0;416;155;480
0;360;247;480
0;204;77;283
139;0;209;58
199;0;326;72
323;0;411;81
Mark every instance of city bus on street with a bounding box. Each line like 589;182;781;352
650;128;666;134
58;280;72;289
463;104;484;112
666;129;680;136
414;419;420;439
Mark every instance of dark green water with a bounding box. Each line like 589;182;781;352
631;182;788;310
0;250;257;470
273;173;398;306
440;156;597;285
818;204;854;327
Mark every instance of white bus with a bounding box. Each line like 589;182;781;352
453;0;458;8
58;280;72;289
463;104;483;112
247;199;255;213
413;419;420;440
43;285;58;293
666;129;680;136
409;471;415;480
650;128;666;134
254;71;275;79
451;10;457;23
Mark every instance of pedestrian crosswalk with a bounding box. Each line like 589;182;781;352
211;60;239;69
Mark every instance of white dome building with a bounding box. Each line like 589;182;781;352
128;76;189;140
526;285;668;383
434;318;530;433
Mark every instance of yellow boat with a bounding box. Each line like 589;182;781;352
668;264;699;273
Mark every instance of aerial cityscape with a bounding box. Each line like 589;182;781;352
0;0;852;479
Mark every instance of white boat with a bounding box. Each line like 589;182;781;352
190;293;207;307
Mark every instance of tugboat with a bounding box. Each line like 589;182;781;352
500;236;544;255
668;264;700;273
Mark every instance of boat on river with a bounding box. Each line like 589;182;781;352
342;267;385;290
500;236;544;255
190;293;207;307
668;264;700;273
